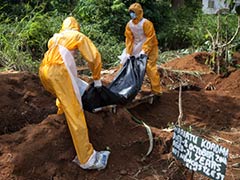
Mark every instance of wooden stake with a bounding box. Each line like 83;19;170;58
177;82;183;127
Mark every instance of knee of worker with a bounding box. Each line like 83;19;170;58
146;65;161;87
146;64;159;77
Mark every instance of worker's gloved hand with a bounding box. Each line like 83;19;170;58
127;54;136;61
130;55;136;60
139;50;147;59
94;79;102;88
94;80;102;93
126;53;131;59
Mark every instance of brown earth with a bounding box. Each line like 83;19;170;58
0;52;240;180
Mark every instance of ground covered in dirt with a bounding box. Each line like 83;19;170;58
0;52;240;180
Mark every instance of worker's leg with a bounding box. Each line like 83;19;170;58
40;65;94;164
146;46;162;94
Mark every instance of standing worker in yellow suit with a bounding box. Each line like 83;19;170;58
118;2;162;95
39;16;110;170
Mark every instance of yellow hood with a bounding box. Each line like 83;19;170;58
60;16;80;32
128;3;143;24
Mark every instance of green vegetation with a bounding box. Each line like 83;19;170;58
0;0;239;73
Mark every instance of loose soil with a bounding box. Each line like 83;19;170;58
0;52;239;180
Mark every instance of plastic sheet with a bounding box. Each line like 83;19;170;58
82;56;147;112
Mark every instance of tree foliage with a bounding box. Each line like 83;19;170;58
0;0;77;20
1;0;237;73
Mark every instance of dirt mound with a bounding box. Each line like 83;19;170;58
0;71;56;134
0;110;153;180
0;52;240;179
214;70;240;96
161;52;212;73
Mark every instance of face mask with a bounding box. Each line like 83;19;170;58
130;12;136;19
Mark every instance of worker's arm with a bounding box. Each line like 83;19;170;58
76;34;102;81
142;20;156;55
125;22;134;55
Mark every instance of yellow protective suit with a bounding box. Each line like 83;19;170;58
39;17;102;166
120;3;162;94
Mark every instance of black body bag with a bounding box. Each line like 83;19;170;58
82;56;147;112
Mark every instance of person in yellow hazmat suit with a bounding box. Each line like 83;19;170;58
118;2;162;95
39;16;110;170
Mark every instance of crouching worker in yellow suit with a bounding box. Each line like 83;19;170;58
39;16;110;170
118;3;162;96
